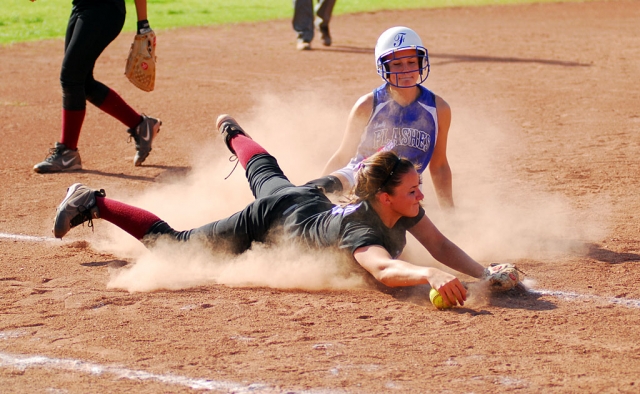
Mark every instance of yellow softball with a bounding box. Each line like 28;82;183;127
429;288;452;309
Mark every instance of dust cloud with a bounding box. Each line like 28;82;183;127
402;106;610;270
89;91;608;293
107;240;365;293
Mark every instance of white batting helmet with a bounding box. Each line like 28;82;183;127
375;26;430;87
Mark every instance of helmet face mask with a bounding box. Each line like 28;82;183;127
375;27;430;88
379;48;430;88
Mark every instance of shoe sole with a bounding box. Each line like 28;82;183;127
216;114;236;130
216;114;251;139
53;183;84;238
33;163;83;174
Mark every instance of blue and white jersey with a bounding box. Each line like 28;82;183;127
335;83;439;187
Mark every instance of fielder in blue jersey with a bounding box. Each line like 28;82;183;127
310;26;454;210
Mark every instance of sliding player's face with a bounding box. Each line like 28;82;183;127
388;168;423;218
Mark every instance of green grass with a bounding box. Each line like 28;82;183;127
1;0;589;45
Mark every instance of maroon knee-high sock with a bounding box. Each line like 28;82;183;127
60;109;86;150
230;135;268;169
99;89;142;129
96;197;161;240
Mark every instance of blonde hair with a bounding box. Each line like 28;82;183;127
351;151;417;203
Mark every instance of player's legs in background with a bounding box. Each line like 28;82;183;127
292;0;314;49
54;0;161;169
34;2;125;173
71;3;149;137
80;1;145;132
86;79;142;131
59;1;125;149
315;0;336;46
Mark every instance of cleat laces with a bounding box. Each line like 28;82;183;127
224;156;240;180
70;205;95;231
69;189;106;232
220;122;245;180
44;146;63;162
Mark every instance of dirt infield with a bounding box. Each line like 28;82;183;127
1;1;640;392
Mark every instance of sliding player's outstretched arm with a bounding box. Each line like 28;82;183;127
353;244;468;307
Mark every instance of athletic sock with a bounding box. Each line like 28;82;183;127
98;89;142;129
230;135;268;169
59;109;86;150
96;197;162;240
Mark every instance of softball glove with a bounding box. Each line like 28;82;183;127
482;263;521;292
125;30;156;92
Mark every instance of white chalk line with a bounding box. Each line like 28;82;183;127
3;231;640;309
530;289;640;308
0;232;58;242
0;351;268;392
0;350;343;393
